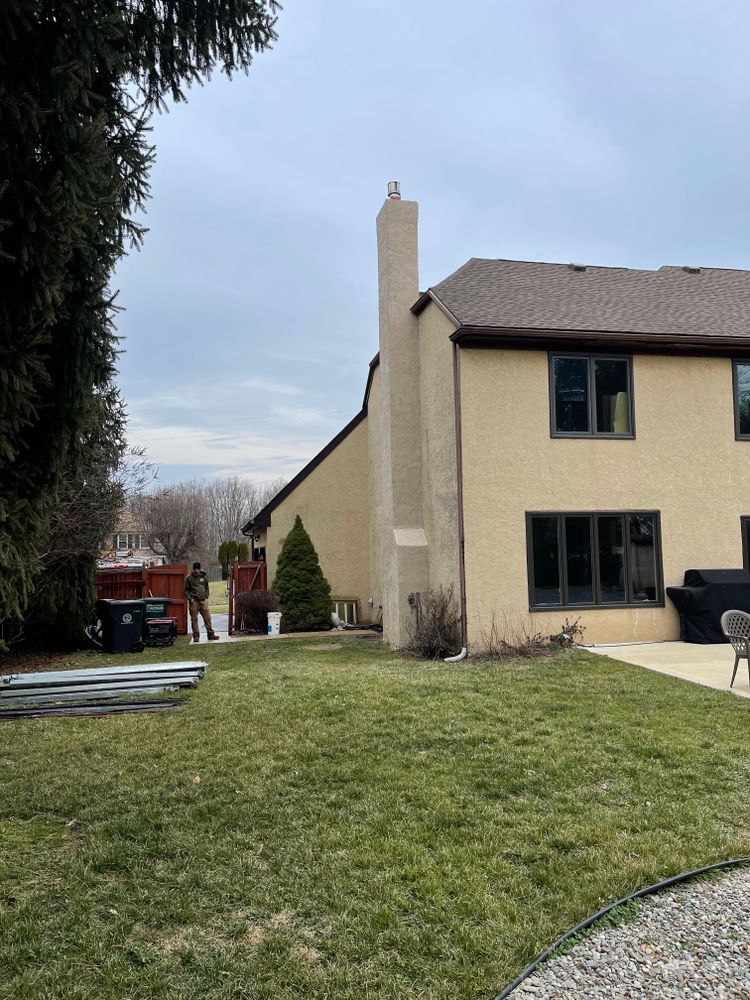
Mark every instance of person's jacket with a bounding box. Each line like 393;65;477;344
184;572;209;602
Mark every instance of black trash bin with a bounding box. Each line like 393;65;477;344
96;599;146;654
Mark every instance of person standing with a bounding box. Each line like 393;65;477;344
184;561;219;642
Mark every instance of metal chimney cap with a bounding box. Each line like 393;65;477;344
387;180;401;199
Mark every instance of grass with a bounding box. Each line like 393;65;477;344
2;638;750;999
206;578;229;614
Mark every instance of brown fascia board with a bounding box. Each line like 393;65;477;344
451;325;750;356
411;289;461;327
362;352;379;409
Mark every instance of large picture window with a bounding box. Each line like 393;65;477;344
526;511;662;609
733;361;750;439
550;354;634;437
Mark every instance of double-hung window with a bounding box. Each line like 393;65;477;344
526;511;662;609
550;354;634;436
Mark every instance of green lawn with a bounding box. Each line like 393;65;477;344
206;579;229;614
2;638;750;999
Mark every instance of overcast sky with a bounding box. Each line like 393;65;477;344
116;0;750;486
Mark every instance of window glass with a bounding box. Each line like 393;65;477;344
594;359;630;434
554;357;589;433
531;517;561;605
628;514;658;602
597;515;626;603
565;516;594;603
736;363;750;437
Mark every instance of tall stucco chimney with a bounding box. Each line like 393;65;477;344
375;184;429;645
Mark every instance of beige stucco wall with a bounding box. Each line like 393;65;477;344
418;304;460;596
460;350;748;646
264;417;372;623
367;366;385;627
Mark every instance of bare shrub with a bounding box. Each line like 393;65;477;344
477;611;585;660
234;590;280;633
548;616;585;648
478;611;549;660
406;585;461;660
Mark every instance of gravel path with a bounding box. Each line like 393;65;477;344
511;868;750;999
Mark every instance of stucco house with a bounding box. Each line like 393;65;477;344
243;185;750;649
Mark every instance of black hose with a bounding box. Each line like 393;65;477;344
494;856;750;999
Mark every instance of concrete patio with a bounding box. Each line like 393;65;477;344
588;640;750;699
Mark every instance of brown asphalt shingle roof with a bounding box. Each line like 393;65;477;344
429;258;750;338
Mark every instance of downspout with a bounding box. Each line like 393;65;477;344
445;340;468;662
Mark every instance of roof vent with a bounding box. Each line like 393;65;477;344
682;266;701;274
568;263;586;272
387;180;401;200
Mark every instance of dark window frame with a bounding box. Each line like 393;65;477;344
742;517;750;570
525;510;664;611
732;359;750;440
549;352;635;439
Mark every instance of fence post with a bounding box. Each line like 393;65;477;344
228;558;236;636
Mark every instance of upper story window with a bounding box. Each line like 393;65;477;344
733;361;750;439
550;354;634;437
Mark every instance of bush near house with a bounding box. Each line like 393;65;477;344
234;589;280;633
273;515;332;631
406;585;461;659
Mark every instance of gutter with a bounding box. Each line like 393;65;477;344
451;325;750;356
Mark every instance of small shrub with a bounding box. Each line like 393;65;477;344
272;515;332;631
548;616;585;648
234;590;280;633
406;585;461;660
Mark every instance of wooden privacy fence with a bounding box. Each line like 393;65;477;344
95;564;188;635
228;561;268;636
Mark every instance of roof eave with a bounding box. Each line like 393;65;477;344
451;325;750;355
411;289;461;327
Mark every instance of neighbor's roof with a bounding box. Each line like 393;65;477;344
416;258;750;340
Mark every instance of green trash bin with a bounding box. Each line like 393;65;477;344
96;599;145;654
142;597;171;620
141;598;178;647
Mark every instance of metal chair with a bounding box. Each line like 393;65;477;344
720;610;750;687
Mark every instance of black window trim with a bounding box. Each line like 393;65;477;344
741;516;750;570
525;510;664;611
549;352;636;439
732;359;750;441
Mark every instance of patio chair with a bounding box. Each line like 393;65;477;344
720;609;750;687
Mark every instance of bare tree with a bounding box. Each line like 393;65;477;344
136;481;209;565
204;476;286;556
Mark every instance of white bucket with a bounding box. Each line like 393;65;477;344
267;612;282;636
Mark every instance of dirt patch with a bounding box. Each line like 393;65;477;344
0;650;95;676
304;643;342;651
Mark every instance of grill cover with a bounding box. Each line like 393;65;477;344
666;569;750;643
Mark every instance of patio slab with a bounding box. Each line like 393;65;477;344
587;641;750;699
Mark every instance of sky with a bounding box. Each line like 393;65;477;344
115;0;750;486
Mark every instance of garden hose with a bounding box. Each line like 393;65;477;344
494;856;750;999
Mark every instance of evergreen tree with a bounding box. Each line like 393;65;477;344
0;2;279;646
272;515;332;631
237;541;249;563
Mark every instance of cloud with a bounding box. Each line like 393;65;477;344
240;376;309;396
128;416;343;484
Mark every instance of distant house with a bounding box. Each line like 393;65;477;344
98;513;166;568
243;184;750;649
